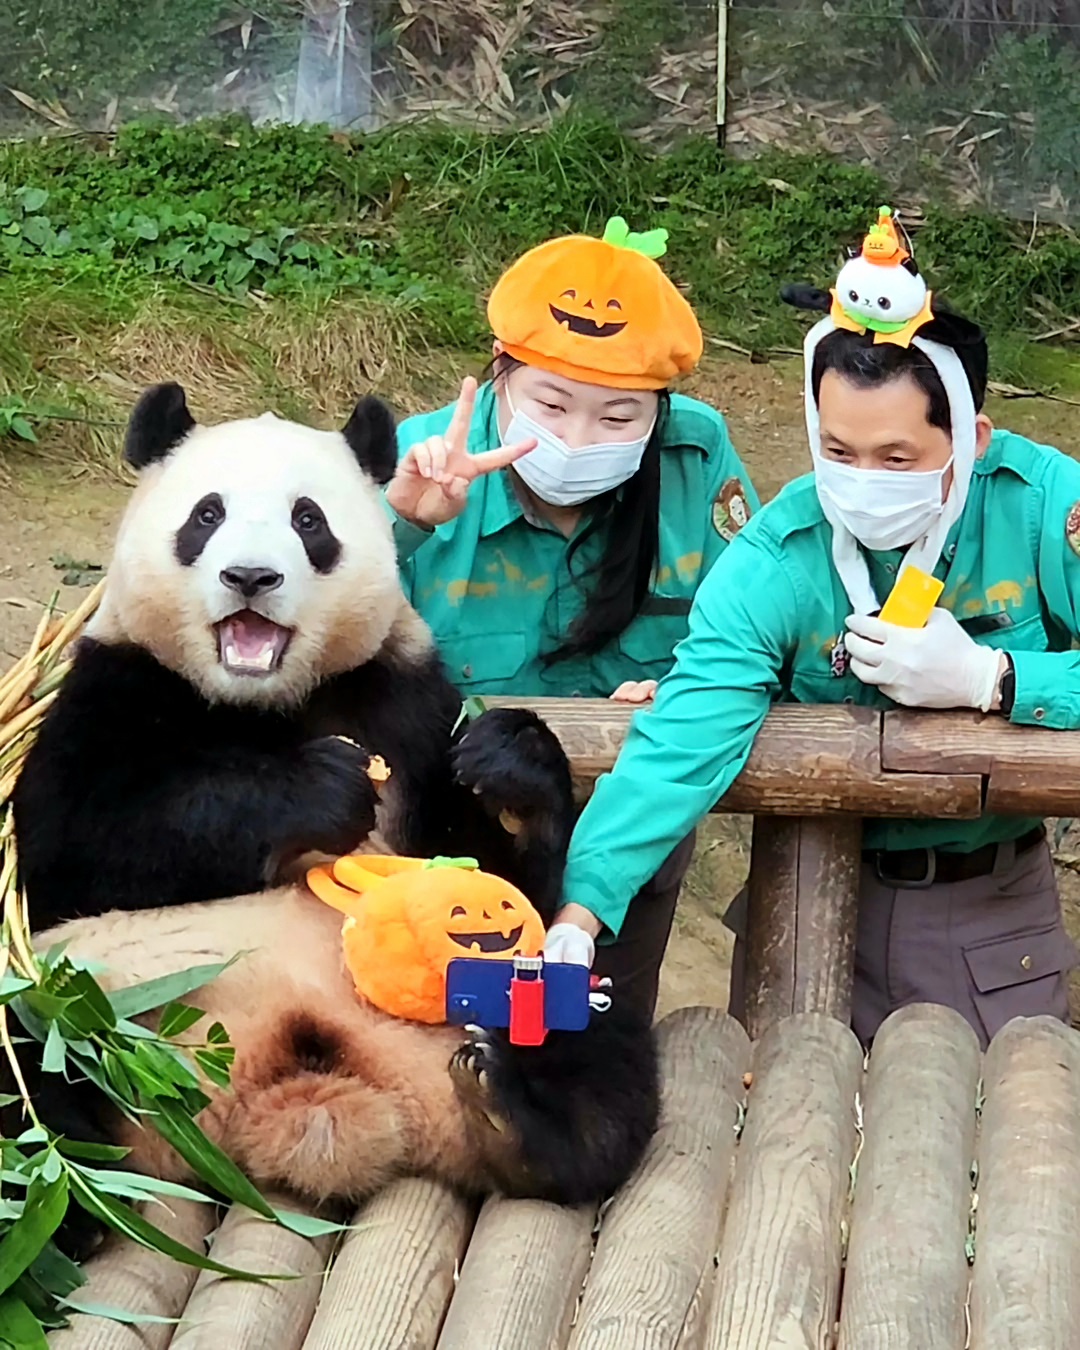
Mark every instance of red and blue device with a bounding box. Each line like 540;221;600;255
446;955;594;1046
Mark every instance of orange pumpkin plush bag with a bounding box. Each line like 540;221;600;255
306;854;545;1024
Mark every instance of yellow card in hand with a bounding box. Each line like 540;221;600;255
878;564;944;629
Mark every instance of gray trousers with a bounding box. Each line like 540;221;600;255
726;838;1078;1050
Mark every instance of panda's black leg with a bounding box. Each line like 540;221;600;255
449;1006;659;1204
450;708;575;916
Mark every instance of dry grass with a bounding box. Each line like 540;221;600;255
2;288;474;476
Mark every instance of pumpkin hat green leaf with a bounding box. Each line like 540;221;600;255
601;215;668;260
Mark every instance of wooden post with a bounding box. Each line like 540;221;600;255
716;0;729;150
743;816;862;1040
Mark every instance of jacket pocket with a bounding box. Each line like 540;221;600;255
436;631;528;693
616;612;690;680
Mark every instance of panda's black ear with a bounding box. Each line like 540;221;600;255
342;395;397;486
124;383;196;469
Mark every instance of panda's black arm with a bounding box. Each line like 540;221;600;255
14;643;378;929
448;707;575;921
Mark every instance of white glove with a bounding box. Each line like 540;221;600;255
844;607;1003;711
543;922;596;968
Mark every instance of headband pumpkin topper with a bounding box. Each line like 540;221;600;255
782;205;978;616
487;215;704;392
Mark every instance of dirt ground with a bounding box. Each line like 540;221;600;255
2;353;1080;1020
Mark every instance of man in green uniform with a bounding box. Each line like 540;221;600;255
548;207;1080;1047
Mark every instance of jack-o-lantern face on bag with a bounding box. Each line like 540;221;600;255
488;216;703;392
445;883;535;953
549;288;628;339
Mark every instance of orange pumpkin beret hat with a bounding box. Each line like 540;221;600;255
487;216;704;391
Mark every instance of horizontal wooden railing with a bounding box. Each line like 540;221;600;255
485;699;1080;818
485;698;1080;1036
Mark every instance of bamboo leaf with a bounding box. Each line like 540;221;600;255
158;1002;205;1039
67;1173;279;1281
58;1297;182;1325
146;1099;274;1219
38;1153;62;1186
108;960;237;1020
55;1140;130;1163
64;1052;141;1124
271;1208;352;1238
0;1174;68;1298
0;977;33;1005
26;1241;85;1300
74;1167;213;1206
194;1048;234;1089
0;1291;49;1349
41;1023;65;1075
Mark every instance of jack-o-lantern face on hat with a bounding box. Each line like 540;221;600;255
487;216;703;392
549;288;628;339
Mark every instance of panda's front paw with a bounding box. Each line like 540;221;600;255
452;709;573;840
450;1029;517;1141
292;736;380;855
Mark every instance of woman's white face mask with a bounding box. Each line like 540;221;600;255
814;455;953;551
505;393;654;508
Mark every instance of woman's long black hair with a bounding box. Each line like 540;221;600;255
487;355;666;664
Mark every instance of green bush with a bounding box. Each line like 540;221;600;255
0;116;1078;375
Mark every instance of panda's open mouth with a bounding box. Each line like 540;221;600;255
216;610;293;676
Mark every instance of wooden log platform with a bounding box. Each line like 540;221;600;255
51;1004;1080;1350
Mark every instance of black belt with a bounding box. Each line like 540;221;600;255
866;825;1046;889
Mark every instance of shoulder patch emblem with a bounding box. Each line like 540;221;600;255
1067;502;1080;558
713;476;753;542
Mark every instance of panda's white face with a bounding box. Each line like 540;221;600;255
91;408;419;707
835;256;926;328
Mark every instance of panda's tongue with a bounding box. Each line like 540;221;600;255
219;611;290;674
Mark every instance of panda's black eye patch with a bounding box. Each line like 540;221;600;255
175;493;225;566
292;496;341;573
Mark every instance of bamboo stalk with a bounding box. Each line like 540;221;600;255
0;665;39;724
0;691;60;757
42;579;105;659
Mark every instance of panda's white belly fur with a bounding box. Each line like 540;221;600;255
35;889;479;1203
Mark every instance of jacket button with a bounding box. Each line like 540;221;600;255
1020;954;1033;970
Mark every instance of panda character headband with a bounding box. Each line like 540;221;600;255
782;205;982;616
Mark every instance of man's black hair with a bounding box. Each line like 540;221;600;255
807;311;989;432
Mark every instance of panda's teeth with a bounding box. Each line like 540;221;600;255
223;641;277;672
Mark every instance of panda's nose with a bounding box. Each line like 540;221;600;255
220;566;284;599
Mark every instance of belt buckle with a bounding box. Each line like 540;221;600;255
874;847;937;890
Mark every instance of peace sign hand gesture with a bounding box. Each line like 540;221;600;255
385;376;537;529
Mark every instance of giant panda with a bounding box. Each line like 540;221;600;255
7;383;658;1259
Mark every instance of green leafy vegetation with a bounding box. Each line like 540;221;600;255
0;903;348;1341
0;116;1078;394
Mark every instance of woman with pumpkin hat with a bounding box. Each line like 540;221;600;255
546;205;1080;1051
382;216;760;1019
